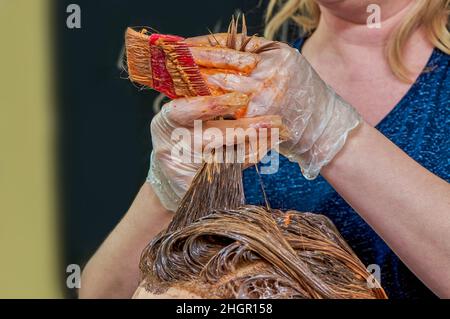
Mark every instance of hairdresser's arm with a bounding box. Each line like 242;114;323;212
79;183;172;298
321;121;450;298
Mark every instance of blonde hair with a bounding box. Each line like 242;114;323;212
265;0;450;82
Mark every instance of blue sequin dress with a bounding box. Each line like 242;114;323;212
243;38;449;299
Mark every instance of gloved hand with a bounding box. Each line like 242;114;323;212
148;33;361;211
187;34;362;180
148;92;283;211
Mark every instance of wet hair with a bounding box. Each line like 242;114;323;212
139;161;387;299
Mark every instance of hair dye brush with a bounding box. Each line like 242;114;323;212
125;16;278;117
130;32;210;98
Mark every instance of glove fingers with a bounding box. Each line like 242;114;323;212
202;115;284;164
202;72;261;94
164;92;249;126
190;46;259;74
203;115;285;146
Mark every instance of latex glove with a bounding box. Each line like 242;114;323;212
187;34;362;179
148;92;283;211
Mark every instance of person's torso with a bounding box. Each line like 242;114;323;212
243;40;449;299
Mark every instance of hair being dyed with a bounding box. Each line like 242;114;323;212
139;160;387;299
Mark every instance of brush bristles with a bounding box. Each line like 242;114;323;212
126;28;209;97
125;28;153;88
161;40;211;97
